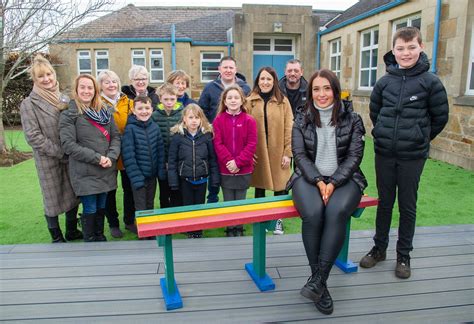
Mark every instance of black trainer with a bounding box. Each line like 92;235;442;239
359;246;386;268
395;253;411;279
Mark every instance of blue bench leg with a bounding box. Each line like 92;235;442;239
246;222;275;291
335;208;365;273
158;235;183;310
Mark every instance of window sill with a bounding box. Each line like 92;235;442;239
452;96;474;107
351;89;372;97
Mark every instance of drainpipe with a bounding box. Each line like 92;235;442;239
316;32;321;69
431;0;442;74
227;44;232;56
171;24;176;70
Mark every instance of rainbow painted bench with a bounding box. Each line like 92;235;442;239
136;194;378;310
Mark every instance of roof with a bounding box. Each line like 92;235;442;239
325;0;394;28
59;5;342;44
59;5;239;43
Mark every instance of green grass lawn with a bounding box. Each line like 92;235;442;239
1;130;473;244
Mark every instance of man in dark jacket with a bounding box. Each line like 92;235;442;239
360;27;449;279
278;59;307;116
198;56;251;203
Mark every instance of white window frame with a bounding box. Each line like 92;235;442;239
200;52;223;83
149;49;164;83
392;13;422;33
77;50;92;75
95;50;109;77
131;49;146;67
329;38;341;79
253;36;295;55
466;23;474;95
359;28;379;90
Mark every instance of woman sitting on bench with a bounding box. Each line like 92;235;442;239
288;69;367;315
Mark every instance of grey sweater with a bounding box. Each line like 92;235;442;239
315;104;338;177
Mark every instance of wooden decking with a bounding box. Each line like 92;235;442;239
1;225;473;323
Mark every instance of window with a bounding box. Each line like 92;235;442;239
201;52;223;82
393;14;421;33
253;37;294;54
95;50;109;77
77;50;91;75
359;28;379;89
253;38;271;51
149;49;164;82
466;23;474;95
329;38;341;78
131;49;146;67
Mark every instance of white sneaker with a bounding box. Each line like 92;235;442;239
273;219;284;235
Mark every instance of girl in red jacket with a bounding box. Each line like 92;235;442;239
213;85;258;237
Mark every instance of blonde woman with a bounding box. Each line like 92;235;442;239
59;74;120;242
20;55;82;243
167;104;219;238
98;70;135;237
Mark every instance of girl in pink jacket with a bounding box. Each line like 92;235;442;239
213;85;258;237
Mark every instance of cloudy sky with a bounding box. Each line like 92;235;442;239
117;0;359;10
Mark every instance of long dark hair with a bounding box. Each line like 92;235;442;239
305;69;342;128
251;67;284;104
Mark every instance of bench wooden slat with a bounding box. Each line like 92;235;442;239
138;206;299;237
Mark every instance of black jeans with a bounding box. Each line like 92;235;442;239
292;176;361;265
181;179;207;206
374;154;426;256
158;179;183;208
105;170;135;226
132;177;157;211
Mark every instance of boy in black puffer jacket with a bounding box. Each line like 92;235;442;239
122;96;166;223
360;27;449;279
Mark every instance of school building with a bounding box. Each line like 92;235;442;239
50;0;474;170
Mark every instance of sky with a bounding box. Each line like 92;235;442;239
117;0;359;10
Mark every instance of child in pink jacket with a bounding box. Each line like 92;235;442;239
213;85;257;237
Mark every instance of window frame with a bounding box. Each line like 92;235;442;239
329;38;342;79
77;50;92;75
95;49;109;77
200;52;224;83
253;36;295;55
359;27;379;90
149;49;164;83
466;23;474;95
131;49;146;67
392;13;422;34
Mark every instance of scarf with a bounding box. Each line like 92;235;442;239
84;106;112;125
33;82;61;110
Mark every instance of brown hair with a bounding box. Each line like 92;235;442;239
220;56;236;65
217;85;247;115
73;74;103;113
392;26;422;47
170;103;212;135
251;66;284;104
166;70;190;88
133;94;152;108
305;69;342;128
158;83;178;98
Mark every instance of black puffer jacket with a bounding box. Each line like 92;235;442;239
121;85;159;109
167;130;219;189
370;51;449;159
288;101;367;193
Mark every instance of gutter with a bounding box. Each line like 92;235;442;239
316;0;407;69
431;0;442;74
56;38;233;47
171;24;176;70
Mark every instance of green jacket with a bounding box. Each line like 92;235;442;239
151;102;183;160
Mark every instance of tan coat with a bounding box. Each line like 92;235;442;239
246;93;293;191
20;91;79;217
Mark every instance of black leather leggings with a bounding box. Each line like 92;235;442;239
292;176;361;265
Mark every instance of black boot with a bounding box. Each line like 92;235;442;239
315;285;334;315
94;209;107;242
300;260;332;303
64;206;83;241
44;216;66;243
81;213;96;242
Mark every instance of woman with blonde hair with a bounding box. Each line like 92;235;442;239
167;104;219;238
60;74;121;242
20;55;82;243
98;70;135;238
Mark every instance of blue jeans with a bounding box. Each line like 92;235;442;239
80;193;107;214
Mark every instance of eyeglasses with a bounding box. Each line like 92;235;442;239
133;78;147;82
